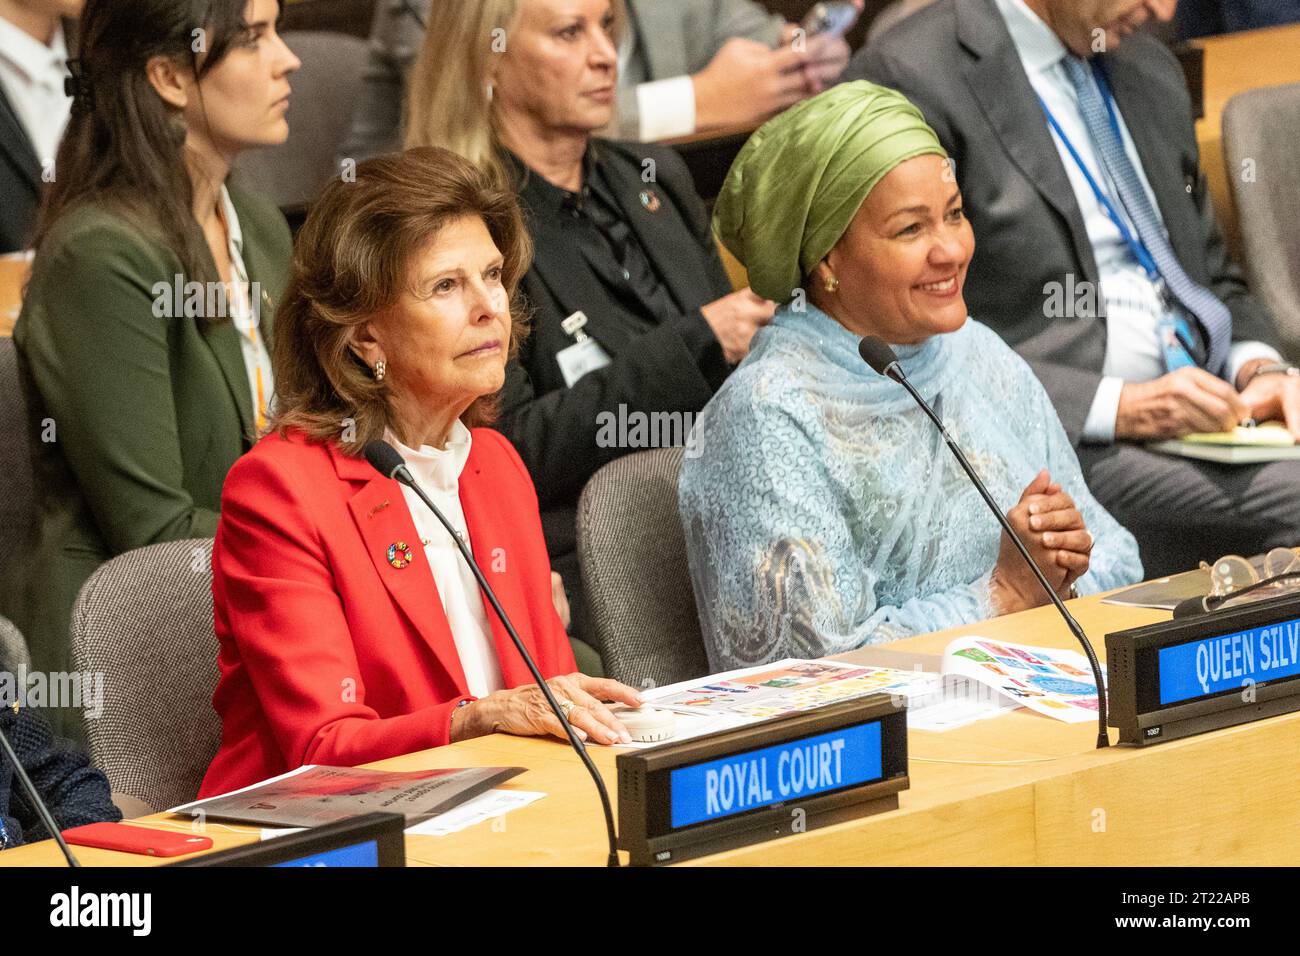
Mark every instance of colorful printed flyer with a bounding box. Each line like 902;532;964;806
649;659;944;721
942;637;1105;724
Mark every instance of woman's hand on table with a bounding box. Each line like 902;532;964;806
451;674;644;746
992;469;1093;614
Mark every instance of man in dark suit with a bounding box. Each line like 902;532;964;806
847;0;1300;574
0;1;80;253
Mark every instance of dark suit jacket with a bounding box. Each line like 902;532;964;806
497;139;732;593
5;184;291;735
0;17;77;254
0;82;43;254
847;0;1276;444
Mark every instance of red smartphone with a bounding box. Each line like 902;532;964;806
62;822;214;858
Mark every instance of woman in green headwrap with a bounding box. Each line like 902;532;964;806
678;81;1142;671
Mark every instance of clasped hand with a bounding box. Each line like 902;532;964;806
992;469;1093;615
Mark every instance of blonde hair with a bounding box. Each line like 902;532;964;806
404;0;626;166
404;0;520;166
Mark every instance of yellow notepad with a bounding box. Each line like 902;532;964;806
1182;423;1296;446
1151;422;1300;463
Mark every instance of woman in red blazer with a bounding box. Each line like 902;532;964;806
200;148;642;797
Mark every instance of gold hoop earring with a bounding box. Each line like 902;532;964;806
823;275;839;293
374;359;386;382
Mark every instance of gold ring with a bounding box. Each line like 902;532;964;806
559;698;576;718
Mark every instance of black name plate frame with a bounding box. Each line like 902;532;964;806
1107;593;1300;745
616;694;909;866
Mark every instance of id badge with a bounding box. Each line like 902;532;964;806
556;337;613;387
555;311;612;387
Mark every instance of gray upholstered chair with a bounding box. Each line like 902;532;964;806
575;447;709;689
233;30;369;211
1223;82;1300;361
0;336;36;594
0;614;30;672
70;538;220;811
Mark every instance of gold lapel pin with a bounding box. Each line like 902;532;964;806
639;189;661;213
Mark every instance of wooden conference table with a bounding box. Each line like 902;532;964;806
5;584;1299;867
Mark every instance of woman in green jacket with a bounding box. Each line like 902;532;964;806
6;0;300;736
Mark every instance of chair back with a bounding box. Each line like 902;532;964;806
576;448;709;689
0;337;36;592
1223;82;1300;359
234;31;370;210
0;614;30;672
70;539;220;811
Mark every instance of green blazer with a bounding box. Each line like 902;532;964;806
4;183;290;735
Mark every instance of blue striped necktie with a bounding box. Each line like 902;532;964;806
1061;55;1233;375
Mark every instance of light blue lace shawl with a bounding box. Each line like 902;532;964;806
678;305;1143;671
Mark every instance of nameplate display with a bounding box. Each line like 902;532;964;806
1107;593;1300;745
617;696;908;866
1158;618;1300;705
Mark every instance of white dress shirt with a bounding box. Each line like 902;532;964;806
995;0;1280;444
618;32;698;141
0;17;71;171
388;423;504;700
218;185;275;431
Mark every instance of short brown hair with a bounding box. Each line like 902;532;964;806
270;146;533;454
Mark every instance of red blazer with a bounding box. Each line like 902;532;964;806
198;428;577;797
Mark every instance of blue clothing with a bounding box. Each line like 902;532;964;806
678;306;1142;671
0;695;119;849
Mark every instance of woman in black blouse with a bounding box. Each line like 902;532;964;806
403;0;777;651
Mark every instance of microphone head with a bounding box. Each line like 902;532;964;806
858;336;900;377
363;440;406;481
1172;594;1214;619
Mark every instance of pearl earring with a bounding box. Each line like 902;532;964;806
374;359;386;382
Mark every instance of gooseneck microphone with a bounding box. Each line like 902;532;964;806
1172;569;1300;619
0;721;80;865
363;440;621;866
858;337;1110;749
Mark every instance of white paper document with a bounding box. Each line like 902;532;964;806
257;788;546;841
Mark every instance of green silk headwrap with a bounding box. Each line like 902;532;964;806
713;80;949;304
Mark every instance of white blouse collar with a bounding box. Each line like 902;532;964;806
385;420;473;495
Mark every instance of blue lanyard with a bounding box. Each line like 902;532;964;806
1036;61;1163;283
